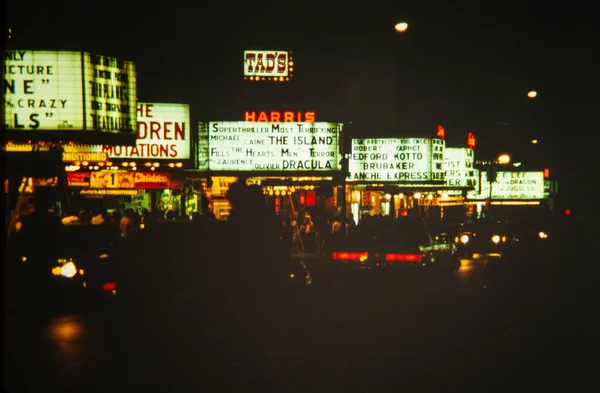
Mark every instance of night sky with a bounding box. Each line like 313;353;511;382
6;0;600;209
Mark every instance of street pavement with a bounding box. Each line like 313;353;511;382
4;222;599;392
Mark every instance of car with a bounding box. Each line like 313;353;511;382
452;220;520;262
6;219;120;314
328;218;459;274
499;219;555;253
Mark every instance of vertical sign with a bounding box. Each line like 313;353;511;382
197;122;209;171
83;53;137;134
443;147;477;195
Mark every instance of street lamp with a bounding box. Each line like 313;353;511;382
497;154;511;165
527;90;537;99
394;22;408;33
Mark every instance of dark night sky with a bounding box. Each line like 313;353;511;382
5;0;600;205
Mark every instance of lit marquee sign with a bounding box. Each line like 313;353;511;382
244;110;315;122
3;143;107;162
83;53;137;134
478;171;544;199
443;147;477;194
5;51;83;130
347;138;445;182
4;50;137;136
101;103;190;159
243;50;294;82
203;121;342;172
89;171;181;189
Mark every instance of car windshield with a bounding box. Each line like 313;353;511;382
374;220;431;251
462;222;512;235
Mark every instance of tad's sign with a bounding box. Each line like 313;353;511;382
243;50;293;81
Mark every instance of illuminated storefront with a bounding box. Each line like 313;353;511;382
21;102;198;218
66;170;185;217
344;137;474;222
3;49;139;221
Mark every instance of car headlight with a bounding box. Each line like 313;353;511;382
538;231;548;239
53;259;77;278
460;234;469;244
491;235;500;244
61;261;77;278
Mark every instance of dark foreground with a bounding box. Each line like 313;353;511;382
4;219;599;392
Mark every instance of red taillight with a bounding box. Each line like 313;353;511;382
103;281;116;291
332;252;368;261
384;253;423;262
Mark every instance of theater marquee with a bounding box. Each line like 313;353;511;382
4;50;137;144
101;103;190;160
203;121;342;172
478;171;544;199
348;138;445;182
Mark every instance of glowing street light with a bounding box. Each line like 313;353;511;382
527;90;537;98
497;154;511;165
395;22;408;33
531;139;538;144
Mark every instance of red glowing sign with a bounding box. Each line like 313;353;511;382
543;168;550;178
565;209;571;216
305;190;316;206
244;111;316;123
437;125;445;140
467;132;476;149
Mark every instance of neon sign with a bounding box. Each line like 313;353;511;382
244;111;315;123
243;50;294;82
467;132;476;149
437;125;445;140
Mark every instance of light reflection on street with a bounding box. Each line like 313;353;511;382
44;316;94;379
48;316;84;342
454;259;487;293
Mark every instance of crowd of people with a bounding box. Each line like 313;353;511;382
277;211;357;256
